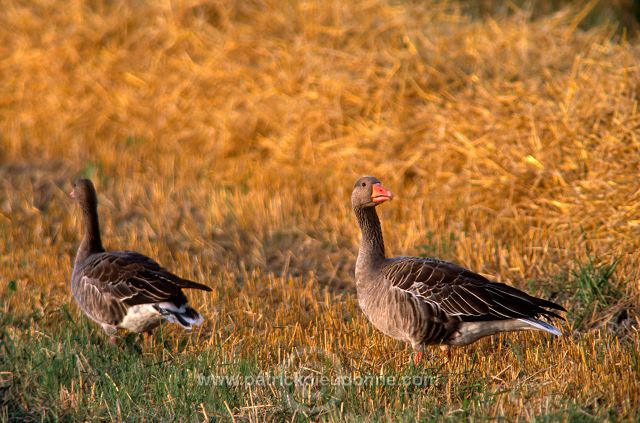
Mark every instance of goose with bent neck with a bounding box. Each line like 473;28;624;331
70;178;212;345
351;176;566;364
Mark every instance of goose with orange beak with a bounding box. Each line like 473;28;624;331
351;176;565;364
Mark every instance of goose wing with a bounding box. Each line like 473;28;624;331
77;251;212;308
383;257;565;322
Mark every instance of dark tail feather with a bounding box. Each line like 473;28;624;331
177;278;213;292
539;308;565;321
534;297;567;321
535;297;566;312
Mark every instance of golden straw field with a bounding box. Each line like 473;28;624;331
1;0;639;420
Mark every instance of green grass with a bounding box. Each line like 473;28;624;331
2;293;637;421
1;315;237;420
563;250;623;331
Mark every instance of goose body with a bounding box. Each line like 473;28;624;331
70;179;211;343
351;176;566;357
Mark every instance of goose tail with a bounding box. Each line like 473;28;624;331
518;318;563;336
154;302;205;329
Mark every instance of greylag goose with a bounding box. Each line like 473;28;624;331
70;178;212;344
351;176;566;362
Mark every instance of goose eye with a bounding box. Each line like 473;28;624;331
361;182;366;187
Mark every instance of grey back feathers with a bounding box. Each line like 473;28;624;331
351;176;566;351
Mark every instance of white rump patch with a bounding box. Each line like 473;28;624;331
183;312;204;327
157;302;187;314
119;304;163;332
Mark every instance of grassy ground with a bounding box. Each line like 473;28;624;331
1;0;639;421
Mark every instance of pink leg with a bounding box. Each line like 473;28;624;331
413;351;424;365
103;325;118;346
143;331;153;346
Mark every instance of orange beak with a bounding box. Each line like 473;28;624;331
371;183;393;203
